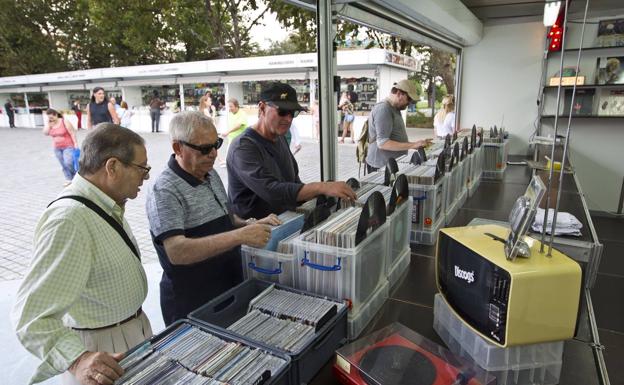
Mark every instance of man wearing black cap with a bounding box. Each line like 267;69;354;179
366;79;433;173
227;82;356;219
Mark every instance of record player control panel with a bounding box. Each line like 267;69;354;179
488;268;511;344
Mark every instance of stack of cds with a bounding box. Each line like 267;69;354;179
228;310;315;353
223;286;344;353
117;323;287;385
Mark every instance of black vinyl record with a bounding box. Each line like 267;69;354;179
388;174;409;215
359;345;437;385
355;191;386;245
444;134;451;149
470;125;477;153
302;205;331;232
409;151;422;166
436;152;446;180
461;137;468;161
418;146;427;162
384;158;399;186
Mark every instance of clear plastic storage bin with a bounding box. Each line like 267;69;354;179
409;177;446;231
411;216;444;245
242;245;298;288
387;248;410;287
347;278;389;340
293;222;389;315
445;165;462;214
335;322;496;385
445;187;466;225
433;293;564;385
386;198;412;277
483;167;507;180
483;140;509;173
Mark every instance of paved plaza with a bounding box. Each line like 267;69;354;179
0;124;433;384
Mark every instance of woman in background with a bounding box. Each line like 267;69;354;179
434;95;456;139
87;87;119;128
119;101;134;128
43;108;78;186
149;90;165;132
339;92;355;143
71;100;82;129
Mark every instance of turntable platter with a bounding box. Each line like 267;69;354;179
358;345;436;385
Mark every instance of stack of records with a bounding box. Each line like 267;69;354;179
341;184;392;209
276;231;300;254
301;207;362;248
361;170;386;186
295;199;317;216
117;323;287;385
265;211;304;251
403;165;438;185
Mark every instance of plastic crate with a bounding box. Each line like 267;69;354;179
482;167;506;180
242;245;298;287
386;198;412;277
444;187;466;225
409;177;446;231
468;175;481;197
482;141;509;172
387;248;410;287
433;294;564;385
471;146;483;184
348;278;389;340
293;222;389;315
410;216;444;246
119;319;291;385
445;165;462;213
189;279;347;385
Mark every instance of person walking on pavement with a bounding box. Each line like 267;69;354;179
4;99;16;128
149;90;165;133
87;87;119;129
43;108;78;186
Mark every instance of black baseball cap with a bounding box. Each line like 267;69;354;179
260;82;306;111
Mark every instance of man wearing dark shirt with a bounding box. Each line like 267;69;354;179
4;100;16;128
227;83;356;219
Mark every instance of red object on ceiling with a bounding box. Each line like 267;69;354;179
547;5;566;52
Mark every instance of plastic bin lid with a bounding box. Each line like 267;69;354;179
335;322;496;385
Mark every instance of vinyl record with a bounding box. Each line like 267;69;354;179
461;137;468;161
355;191;386;245
346;177;361;190
359;345;437;385
470;125;477;153
435;153;446;180
409;151;422;166
302;205;330;232
444;134;451;149
418;146;428;162
384;158;399;186
388;174;409;215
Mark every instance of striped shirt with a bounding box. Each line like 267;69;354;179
11;174;147;384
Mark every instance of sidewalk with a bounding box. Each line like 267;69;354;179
0;124;433;383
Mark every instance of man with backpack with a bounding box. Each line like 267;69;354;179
365;79;433;173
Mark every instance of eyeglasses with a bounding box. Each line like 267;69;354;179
180;138;223;155
266;103;300;118
125;162;151;178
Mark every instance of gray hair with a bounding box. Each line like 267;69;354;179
79;123;145;175
169;111;216;142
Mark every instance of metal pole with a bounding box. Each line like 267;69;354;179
179;83;185;111
454;49;463;132
540;0;569;254
548;0;590;255
317;0;338;181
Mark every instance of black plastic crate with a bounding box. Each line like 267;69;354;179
189;279;348;385
120;318;291;385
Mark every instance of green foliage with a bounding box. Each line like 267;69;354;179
406;112;433;128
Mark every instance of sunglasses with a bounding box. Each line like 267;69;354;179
266;103;300;118
180;138;223;155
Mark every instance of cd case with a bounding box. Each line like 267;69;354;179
334;322;495;385
117;319;290;385
189;279;348;385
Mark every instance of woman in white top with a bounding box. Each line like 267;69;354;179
119;101;134;128
434;95;456;138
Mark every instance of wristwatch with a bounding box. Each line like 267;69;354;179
245;218;257;225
